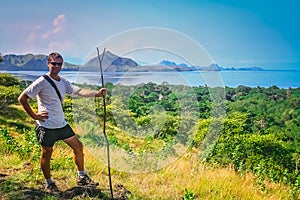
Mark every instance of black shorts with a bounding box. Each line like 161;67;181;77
35;124;75;147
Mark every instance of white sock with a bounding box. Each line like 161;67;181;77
77;170;85;177
45;178;53;185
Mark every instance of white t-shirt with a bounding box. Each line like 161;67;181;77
23;75;80;128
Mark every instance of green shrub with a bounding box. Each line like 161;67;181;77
0;127;40;160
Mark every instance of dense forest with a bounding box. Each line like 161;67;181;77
0;73;299;199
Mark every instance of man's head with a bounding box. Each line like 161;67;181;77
48;52;63;63
47;52;63;76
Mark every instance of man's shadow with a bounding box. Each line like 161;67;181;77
60;186;105;199
0;173;130;200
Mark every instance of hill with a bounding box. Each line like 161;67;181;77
159;60;264;71
0;52;139;72
0;52;264;72
82;51;139;72
0;53;79;71
0;74;299;199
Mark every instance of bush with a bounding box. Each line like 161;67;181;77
0;73;21;109
0;73;20;86
0;85;21;109
0;127;40;160
191;110;299;190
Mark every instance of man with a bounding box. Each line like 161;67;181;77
18;52;106;192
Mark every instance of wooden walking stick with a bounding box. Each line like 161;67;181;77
97;47;114;199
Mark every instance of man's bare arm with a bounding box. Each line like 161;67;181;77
18;93;48;122
74;88;106;97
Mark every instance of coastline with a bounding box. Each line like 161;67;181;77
1;70;299;89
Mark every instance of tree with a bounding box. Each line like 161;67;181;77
0;53;3;62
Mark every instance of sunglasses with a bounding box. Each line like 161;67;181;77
50;62;63;66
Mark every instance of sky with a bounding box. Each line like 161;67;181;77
0;0;300;70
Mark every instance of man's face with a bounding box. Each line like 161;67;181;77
48;57;63;75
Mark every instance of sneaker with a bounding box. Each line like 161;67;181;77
45;182;59;193
77;174;99;187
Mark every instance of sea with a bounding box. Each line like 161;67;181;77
1;70;299;89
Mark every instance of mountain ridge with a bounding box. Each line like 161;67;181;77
0;52;264;72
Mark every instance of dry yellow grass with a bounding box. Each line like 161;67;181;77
0;136;294;200
79;146;291;200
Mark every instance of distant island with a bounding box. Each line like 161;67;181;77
0;52;264;72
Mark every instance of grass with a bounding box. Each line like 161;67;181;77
116;153;290;200
0;105;298;199
0;146;292;200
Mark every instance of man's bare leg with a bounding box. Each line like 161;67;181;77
41;146;53;179
63;135;98;186
63;135;84;171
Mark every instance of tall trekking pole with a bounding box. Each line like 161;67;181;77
97;47;114;199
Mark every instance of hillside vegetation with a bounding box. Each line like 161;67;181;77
0;73;299;199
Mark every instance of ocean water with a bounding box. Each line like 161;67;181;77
1;70;299;88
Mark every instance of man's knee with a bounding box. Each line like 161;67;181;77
41;146;53;159
65;136;83;153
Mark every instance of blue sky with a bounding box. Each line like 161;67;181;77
0;0;299;70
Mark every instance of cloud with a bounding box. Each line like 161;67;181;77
25;14;66;42
22;14;82;58
42;14;66;39
53;14;65;33
24;14;70;53
27;25;41;42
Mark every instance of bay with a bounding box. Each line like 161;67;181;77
1;70;299;88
